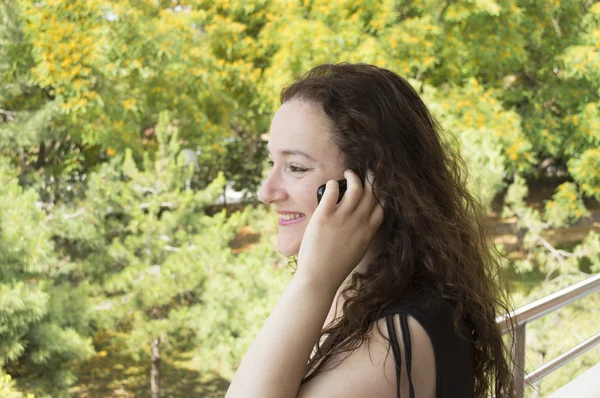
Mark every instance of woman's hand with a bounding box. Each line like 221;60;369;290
296;170;384;292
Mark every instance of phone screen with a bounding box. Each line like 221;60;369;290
317;179;347;204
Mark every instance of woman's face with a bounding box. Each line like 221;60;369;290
258;100;346;256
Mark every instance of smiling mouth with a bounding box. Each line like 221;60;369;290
278;213;306;226
280;213;304;221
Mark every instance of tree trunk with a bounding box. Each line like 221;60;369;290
151;338;161;398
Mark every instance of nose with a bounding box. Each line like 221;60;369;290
258;170;287;204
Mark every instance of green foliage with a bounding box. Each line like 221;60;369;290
185;205;288;379
77;112;230;356
569;148;600;199
1;0;269;200
1;0;600;395
3;0;600;204
544;182;590;228
0;368;33;398
422;79;533;209
47;112;291;394
503;175;600;277
0;160;93;397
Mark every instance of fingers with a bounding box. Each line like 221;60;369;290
319;170;384;234
319;179;340;215
338;170;383;222
338;170;363;212
347;170;376;213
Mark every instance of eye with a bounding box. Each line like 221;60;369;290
266;160;308;173
290;165;308;173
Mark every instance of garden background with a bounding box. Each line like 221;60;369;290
1;0;600;397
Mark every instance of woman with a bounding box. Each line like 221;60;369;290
226;63;515;398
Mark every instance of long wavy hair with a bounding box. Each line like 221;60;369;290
280;63;516;397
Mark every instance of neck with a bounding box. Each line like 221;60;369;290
324;250;372;329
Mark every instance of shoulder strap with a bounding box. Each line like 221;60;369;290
400;313;416;397
385;315;402;398
385;314;416;398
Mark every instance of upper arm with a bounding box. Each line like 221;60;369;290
297;314;436;398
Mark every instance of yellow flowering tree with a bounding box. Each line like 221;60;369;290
1;0;269;201
255;0;600;268
2;0;600;394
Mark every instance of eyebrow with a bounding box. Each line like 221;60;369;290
267;148;317;162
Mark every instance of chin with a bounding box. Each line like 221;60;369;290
277;236;301;257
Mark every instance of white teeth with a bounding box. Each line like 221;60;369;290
281;213;304;221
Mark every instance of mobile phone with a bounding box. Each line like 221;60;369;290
317;179;347;204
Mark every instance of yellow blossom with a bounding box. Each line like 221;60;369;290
122;98;137;110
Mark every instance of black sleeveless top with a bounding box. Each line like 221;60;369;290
301;290;475;398
381;290;475;398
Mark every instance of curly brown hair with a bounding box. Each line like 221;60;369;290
280;63;516;397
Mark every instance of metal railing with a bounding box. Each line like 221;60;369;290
496;273;600;397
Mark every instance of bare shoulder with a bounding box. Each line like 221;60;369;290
297;314;436;398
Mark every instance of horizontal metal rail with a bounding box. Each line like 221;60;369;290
525;331;600;385
497;273;600;332
495;273;600;398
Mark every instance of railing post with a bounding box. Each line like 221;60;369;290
513;323;527;398
495;274;600;396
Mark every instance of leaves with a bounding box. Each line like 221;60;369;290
0;160;93;396
1;0;600;395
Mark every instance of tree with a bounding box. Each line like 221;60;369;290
254;0;600;277
0;369;33;398
1;0;270;202
3;0;600;205
2;1;600;394
61;112;256;397
0;159;93;397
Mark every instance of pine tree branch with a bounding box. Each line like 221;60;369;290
62;209;85;219
140;202;177;211
46;208;85;220
134;185;158;195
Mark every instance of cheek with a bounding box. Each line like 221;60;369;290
298;186;319;214
284;179;315;206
